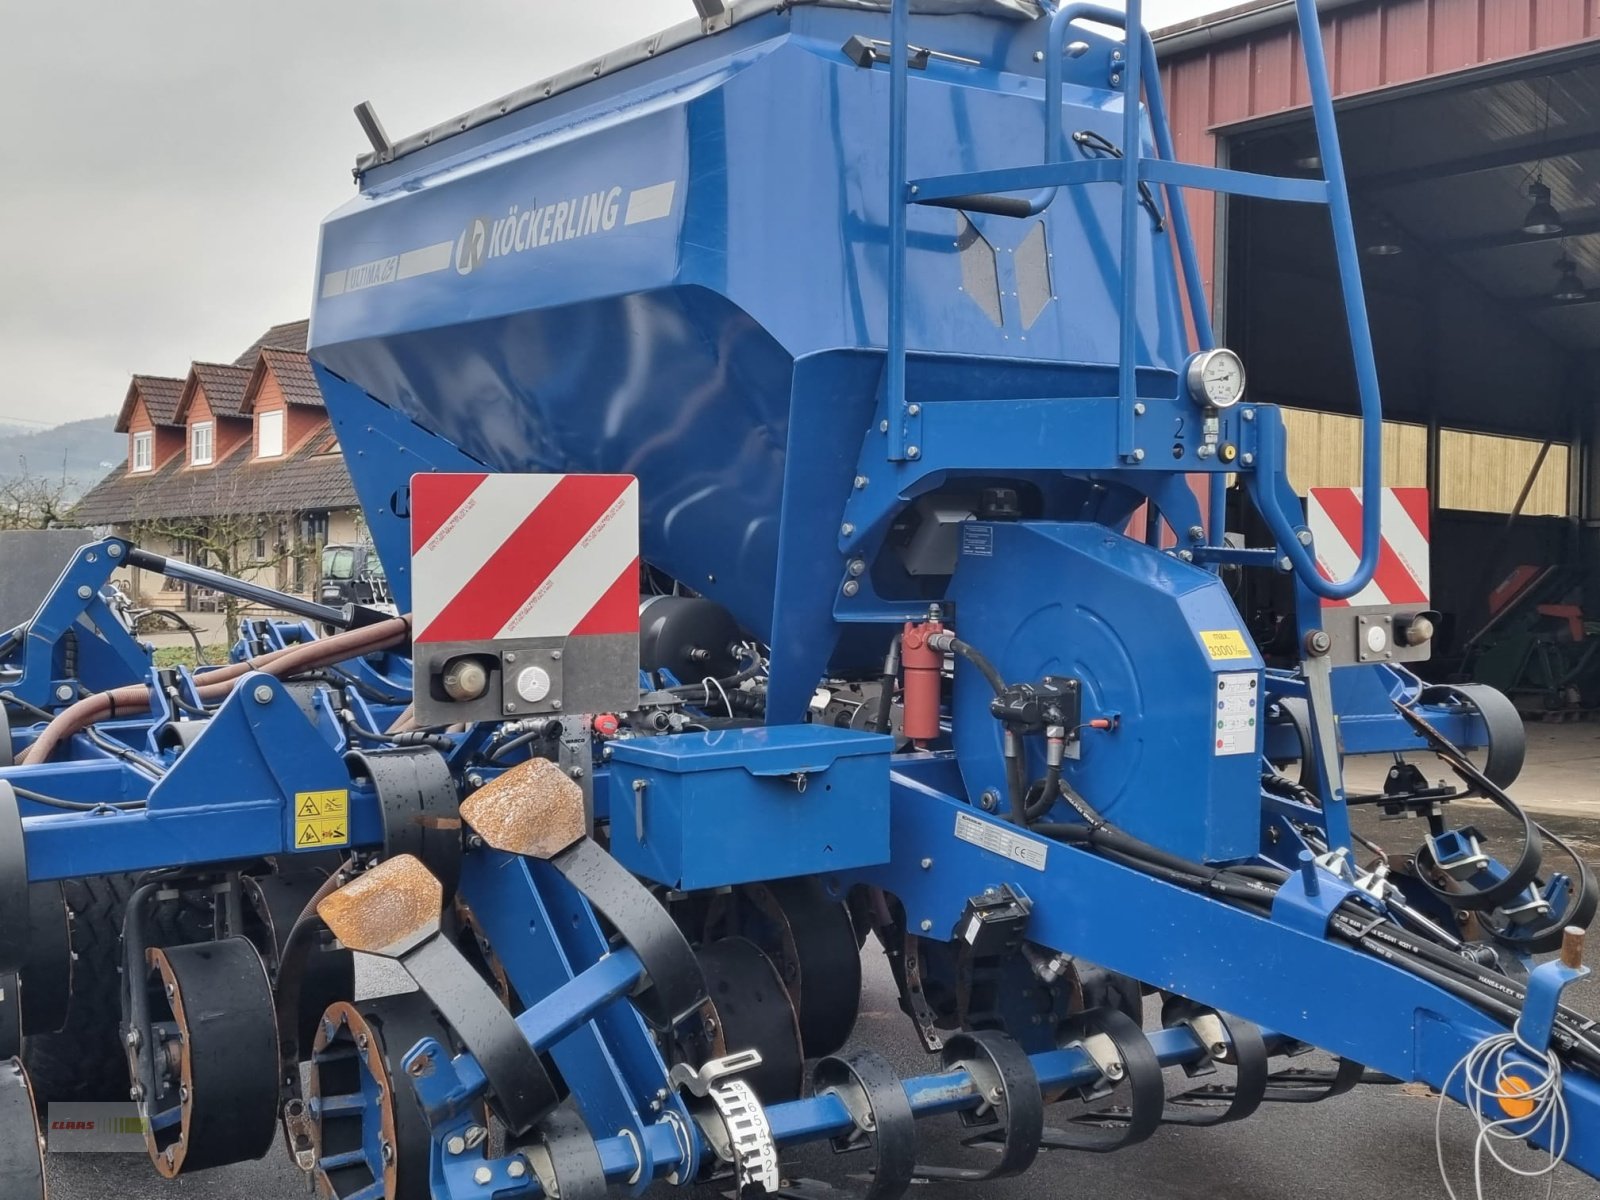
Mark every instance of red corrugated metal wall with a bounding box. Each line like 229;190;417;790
1157;0;1600;307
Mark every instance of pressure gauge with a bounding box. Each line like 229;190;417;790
1185;348;1246;409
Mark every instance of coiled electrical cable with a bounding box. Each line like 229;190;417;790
1435;1026;1570;1200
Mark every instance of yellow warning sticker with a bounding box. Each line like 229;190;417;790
293;789;350;849
1199;630;1253;661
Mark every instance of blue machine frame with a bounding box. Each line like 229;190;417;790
0;2;1592;1198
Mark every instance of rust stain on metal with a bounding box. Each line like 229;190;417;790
317;855;442;954
460;756;584;860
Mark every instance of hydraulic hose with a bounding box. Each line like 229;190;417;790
20;616;411;764
1004;740;1029;826
1024;762;1062;824
870;634;902;736
930;633;1006;698
486;721;563;764
342;713;451;751
1036;772;1600;1075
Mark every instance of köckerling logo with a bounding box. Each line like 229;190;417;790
453;186;624;277
454;216;490;276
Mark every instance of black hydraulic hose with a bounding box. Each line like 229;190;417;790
1393;703;1544;913
1063;772;1600;1069
925;628;1016;814
1330;910;1600;1072
1037;758;1600;1078
342;714;451;751
870;634;902;735
1046;813;1600;1071
11;784;145;812
1035;821;1276;908
1231;863;1293;884
943;636;1006;698
664;665;764;696
1037;780;1284;901
1004;748;1029;826
0;691;54;722
1331;903;1552;1019
1099;844;1274;908
168;692;211;719
1513;821;1600;954
486;726;562;763
325;666;412;706
1024;763;1062;823
83;727;165;780
136;609;206;664
1035;785;1547;997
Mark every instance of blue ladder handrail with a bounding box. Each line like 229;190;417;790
881;0;1383;602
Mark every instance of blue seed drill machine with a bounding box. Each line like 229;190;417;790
0;2;1596;1197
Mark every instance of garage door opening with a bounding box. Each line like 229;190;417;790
1218;53;1599;691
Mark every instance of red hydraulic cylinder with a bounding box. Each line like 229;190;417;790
901;619;944;743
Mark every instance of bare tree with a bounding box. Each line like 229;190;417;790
0;471;75;530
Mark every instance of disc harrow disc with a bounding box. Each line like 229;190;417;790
686;937;804;1105
133;937;281;1176
241;869;355;1057
705;878;862;1059
308;994;466;1200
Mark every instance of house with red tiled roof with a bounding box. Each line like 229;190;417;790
74;322;367;615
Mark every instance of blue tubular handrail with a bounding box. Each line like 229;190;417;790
887;0;910;460
1115;0;1144;463
882;0;1384;597
1254;0;1384;600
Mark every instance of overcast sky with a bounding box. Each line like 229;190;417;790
0;0;1222;427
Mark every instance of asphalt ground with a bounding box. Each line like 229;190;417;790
43;769;1600;1199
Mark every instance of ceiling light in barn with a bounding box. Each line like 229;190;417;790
1522;78;1564;236
1552;253;1586;301
1523;179;1564;236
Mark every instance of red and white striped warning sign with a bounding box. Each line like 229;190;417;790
410;473;639;644
1307;486;1429;608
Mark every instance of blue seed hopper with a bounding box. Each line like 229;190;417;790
309;0;1196;718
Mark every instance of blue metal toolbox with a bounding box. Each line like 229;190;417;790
606;725;892;890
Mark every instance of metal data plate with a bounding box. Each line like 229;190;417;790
1323;605;1431;667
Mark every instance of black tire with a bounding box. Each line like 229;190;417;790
23;875;210;1105
23;875;133;1104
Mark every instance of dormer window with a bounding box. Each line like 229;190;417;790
191;421;214;466
132;432;153;473
258;409;284;458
